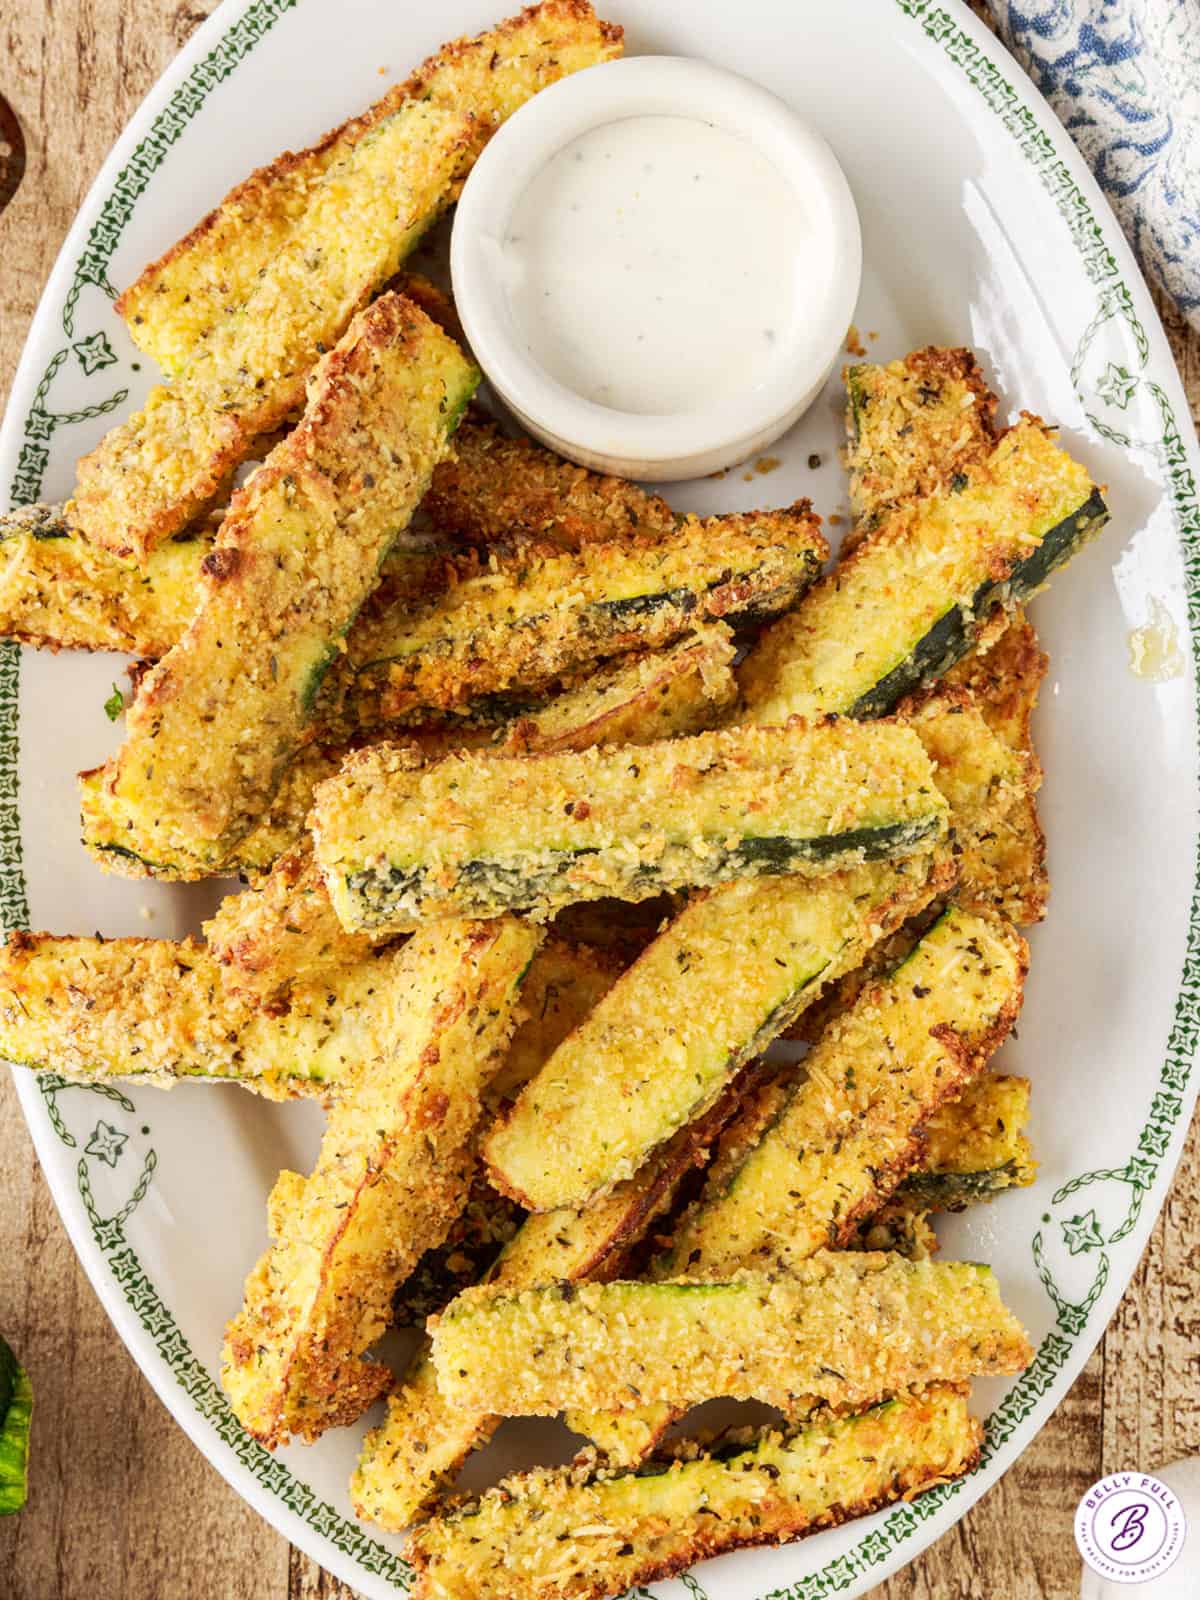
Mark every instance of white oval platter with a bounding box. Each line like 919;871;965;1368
2;0;1199;1595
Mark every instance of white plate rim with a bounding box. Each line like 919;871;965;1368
1;0;1199;1595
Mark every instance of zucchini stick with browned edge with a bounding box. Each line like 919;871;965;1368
221;916;539;1446
79;294;478;879
206;627;736;1006
738;416;1107;725
0;932;395;1100
117;3;622;375
321;504;825;731
405;1385;982;1600
314;719;948;936
484;853;953;1214
429;1254;1032;1418
351;1080;752;1533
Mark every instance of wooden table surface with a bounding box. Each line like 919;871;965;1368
1;4;1198;1597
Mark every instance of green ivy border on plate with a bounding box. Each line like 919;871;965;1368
3;0;1199;1596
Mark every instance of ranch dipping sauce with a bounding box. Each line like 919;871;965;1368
499;115;809;415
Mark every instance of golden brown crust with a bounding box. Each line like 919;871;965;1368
422;412;678;549
117;3;623;375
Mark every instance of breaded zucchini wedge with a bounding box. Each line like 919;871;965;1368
487;937;624;1108
353;1086;749;1532
903;1072;1036;1208
0;504;206;656
429;1254;1032;1417
0;932;396;1099
484;854;952;1212
206;631;733;1006
422;412;678;549
902;685;1035;918
221;916;539;1446
392;939;622;1326
845;347;998;537
500;624;738;752
118;3;622;374
326;505;826;728
662;908;1027;1279
75;110;473;559
406;1386;982;1600
943;612;1050;923
313;719;948;935
80;296;478;878
738;417;1108;724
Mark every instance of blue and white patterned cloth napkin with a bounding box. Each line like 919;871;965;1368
985;0;1200;331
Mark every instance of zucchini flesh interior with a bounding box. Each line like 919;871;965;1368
221;916;539;1447
0;503;206;657
429;1254;1032;1416
738;416;1108;726
483;854;947;1213
314;719;947;936
0;931;398;1098
326;507;825;728
80;296;478;876
662;907;1027;1280
118;3;623;373
405;1386;981;1600
845;347;998;535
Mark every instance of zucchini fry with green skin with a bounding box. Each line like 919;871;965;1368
500;624;737;752
429;1254;1032;1417
406;1386;981;1600
850;1075;1035;1254
418;1384;980;1600
565;906;1025;1462
221;915;540;1446
901;1071;1036;1209
0;504;207;657
0;932;406;1100
422;411;678;549
80;295;479;878
324;505;826;730
117;3;622;375
206;629;735;1005
484;853;953;1213
314;719;948;936
75;109;474;560
844;347;998;539
662;908;1027;1280
738;416;1108;725
352;1082;751;1532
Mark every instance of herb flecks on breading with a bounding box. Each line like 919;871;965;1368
117;4;623;375
406;1386;982;1600
221;916;539;1446
429;1255;1032;1417
314;718;948;935
80;295;478;878
484;854;952;1213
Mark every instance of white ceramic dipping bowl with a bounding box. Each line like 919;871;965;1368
450;54;863;482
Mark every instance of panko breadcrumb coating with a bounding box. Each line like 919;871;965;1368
221;916;539;1446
